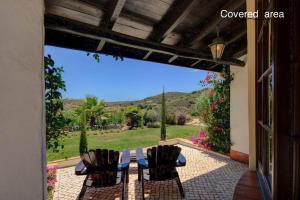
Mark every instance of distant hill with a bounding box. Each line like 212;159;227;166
63;88;210;115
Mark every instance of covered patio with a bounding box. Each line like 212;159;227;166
53;145;247;200
44;1;250;199
1;0;299;199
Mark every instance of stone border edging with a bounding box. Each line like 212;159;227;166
159;138;230;159
48;138;230;168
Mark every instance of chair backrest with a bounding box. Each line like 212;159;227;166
147;145;181;180
81;149;120;186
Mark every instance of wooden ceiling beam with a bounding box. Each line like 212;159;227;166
100;0;126;29
45;22;245;66
209;47;247;70
182;0;245;47
190;59;202;67
148;0;199;42
232;48;247;58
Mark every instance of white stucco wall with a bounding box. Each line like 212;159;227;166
230;57;249;155
0;0;45;199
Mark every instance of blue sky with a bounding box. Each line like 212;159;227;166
45;46;208;102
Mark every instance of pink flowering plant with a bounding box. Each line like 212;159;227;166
198;66;234;153
47;165;58;199
191;130;212;150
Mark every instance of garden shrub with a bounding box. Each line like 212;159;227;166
45;55;66;151
196;93;211;123
200;67;233;153
110;110;124;124
144;109;159;124
147;121;160;128
124;107;143;129
177;113;186;125
166;113;177;125
63;110;80;128
47;165;58;200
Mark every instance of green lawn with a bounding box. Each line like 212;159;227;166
47;125;200;161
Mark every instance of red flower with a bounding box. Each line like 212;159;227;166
210;102;215;112
214;126;223;131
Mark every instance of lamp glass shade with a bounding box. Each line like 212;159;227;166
209;37;226;61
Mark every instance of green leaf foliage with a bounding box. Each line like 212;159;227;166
199;66;234;153
124;107;143;129
45;55;66;151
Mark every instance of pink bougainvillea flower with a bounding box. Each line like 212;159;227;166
47;164;58;189
204;73;211;82
199;130;206;139
191;135;199;144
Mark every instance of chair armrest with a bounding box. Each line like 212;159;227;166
176;153;186;167
118;149;131;171
75;160;87;175
136;148;148;169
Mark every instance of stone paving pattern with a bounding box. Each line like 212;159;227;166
53;145;247;200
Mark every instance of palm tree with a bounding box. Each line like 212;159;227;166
77;96;105;128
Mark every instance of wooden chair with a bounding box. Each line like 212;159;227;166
75;149;130;200
136;145;186;199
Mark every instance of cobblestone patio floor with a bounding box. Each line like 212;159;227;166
53;145;247;200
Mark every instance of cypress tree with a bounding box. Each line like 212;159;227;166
79;110;88;154
161;89;166;140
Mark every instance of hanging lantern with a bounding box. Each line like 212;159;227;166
209;38;226;61
208;27;226;61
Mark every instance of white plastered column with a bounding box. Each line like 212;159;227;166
0;0;46;199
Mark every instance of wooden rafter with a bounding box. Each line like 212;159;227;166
168;55;178;63
100;0;126;29
208;63;219;70
226;29;247;45
148;0;199;42
45;23;245;67
181;0;245;47
190;59;202;67
96;40;106;51
232;48;247;58
143;51;152;60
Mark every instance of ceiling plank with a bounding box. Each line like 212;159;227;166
182;0;245;47
148;0;199;42
45;23;245;67
101;0;126;29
